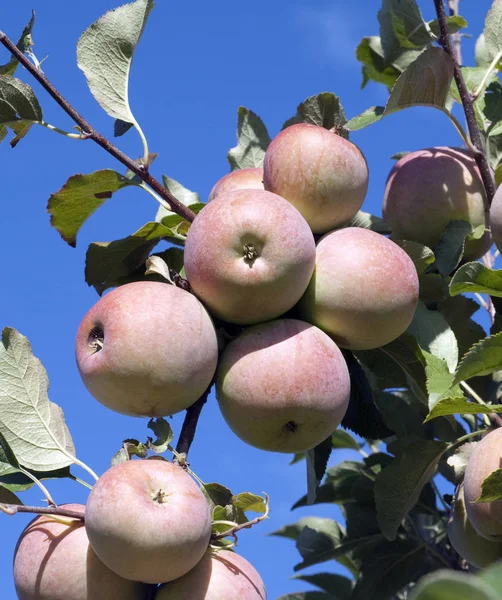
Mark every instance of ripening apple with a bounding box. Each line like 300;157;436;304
383;147;491;261
263;123;369;233
75;281;218;417
447;484;502;568
464;428;502;541
490;182;502;253
13;504;150;600
208;168;264;201
216;318;350;453
155;550;266;599
298;227;419;350
85;459;212;584
184;189;316;325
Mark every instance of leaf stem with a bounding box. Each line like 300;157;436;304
18;467;56;506
133;119;150;167
139;181;173;212
438;107;474;151
0;30;196;222
472;50;502;101
0;503;84;520
70;457;99;482
460;381;502;427
3;120;85;139
433;0;497;204
210;494;270;542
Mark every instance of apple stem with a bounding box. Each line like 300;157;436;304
0;30;196;223
433;0;496;204
0;503;85;521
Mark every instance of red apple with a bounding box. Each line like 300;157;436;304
184;189;316;325
263;123;369;233
76;281;218;417
490;182;502;254
85;459;212;584
216;318;350;453
208;168;264;201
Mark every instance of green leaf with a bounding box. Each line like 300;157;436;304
48;170;134;247
484;0;502;61
433;221;483;277
384;46;454;116
201;482;233;511
330;430;360;451
294;521;345;571
424;351;464;416
77;0;153;123
147;418;173;454
438;295;486;360
407;302;458;372
374;391;426;439
479;562;502;595
0;11;36;76
0;430;21;478
450;262;502;297
476;33;493;67
152;247;185;276
419;273;449;304
306;436;333;505
346;106;385;131
270;516;335;541
228;107;271;170
0;328;76;472
427;396;502;421
282;92;347;135
428;16;467;39
378;0;431;65
449;67;498;106
232;492;267;513
374;439;448;540
476;468;502;502
344;211;391;234
409;570;499;600
293;573;353;598
0;485;23;505
0;466;72;493
355;36;413;90
156;175;201;222
393;241;434;275
452;331;502;386
0;75;42;146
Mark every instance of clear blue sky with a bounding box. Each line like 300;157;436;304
0;1;492;598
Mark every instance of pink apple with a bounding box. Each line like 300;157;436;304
298;227;419;350
216;318;350;453
208;168;264;201
85;459;212;584
184;189;316;325
490;183;502;254
263;123;369;233
76;281;218;417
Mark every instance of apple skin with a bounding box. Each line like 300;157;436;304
13;503;150;600
85;459;212;584
464;428;502;541
155;550;266;599
216;318;350;453
298;227;419;350
490;183;502;254
184;189;316;325
75;281;218;417
448;484;502;568
263;123;369;234
208;168;264;202
383;147;491;261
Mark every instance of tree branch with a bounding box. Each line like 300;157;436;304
0;30;196;223
0;503;85;520
175;382;212;457
447;0;462;65
433;0;496;204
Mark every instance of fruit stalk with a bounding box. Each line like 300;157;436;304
432;0;496;203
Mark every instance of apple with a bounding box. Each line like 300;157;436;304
155;549;266;599
447;483;502;568
13;503;150;600
184;189;316;325
490;182;502;253
208;168;264;202
216;318;350;453
298;227;419;350
383;147;491;261
263;123;369;233
464;428;502;541
85;459;212;584
75;281;218;417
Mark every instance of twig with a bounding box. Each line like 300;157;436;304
211;495;270;542
0;503;84;520
433;0;497;204
175;383;213;457
0;30;196;223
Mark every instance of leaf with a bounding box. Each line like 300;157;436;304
344;211;391;234
282;92;347;135
374;439;447;540
294;521;345;571
438;295;486;360
147;418;173;454
0;485;23;505
384;46;454;116
452;331;502;386
346;106;385;131
407;302;458;373
408;570;499;600
426;396;502;421
270;516;336;541
114;118;134;137
433;221;483;277
155;175;201;222
331;430;360;451
293;573;353;598
355;36;412;90
0;11;36;76
228;107;271;170
152;247;185;276
423;351;464;415
484;0;502;61
306;437;333;505
232;492;267;513
428;16;467;39
447;442;477;482
144;255;174;284
393;241;434;275
479;562;502;596
0;328;76;472
77;0;154;123
476;468;502;502
450;262;502;297
48;170;134;247
0;76;42;146
0;466;72;493
0;430;21;478
374;391;426;440
201;482;233;511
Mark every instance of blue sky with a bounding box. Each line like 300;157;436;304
0;1;494;598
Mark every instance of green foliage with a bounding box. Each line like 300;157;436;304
0;11;35;76
282;92;347;135
450;262;502;297
0;75;42;147
227;106;271;170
